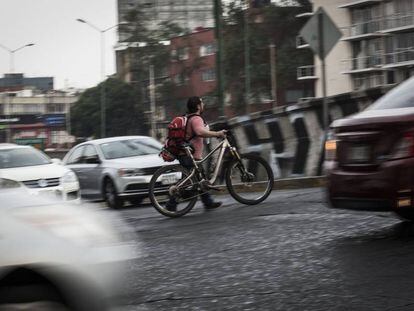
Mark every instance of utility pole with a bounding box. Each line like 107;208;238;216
214;0;225;116
318;11;328;132
149;64;156;138
76;19;124;138
0;43;35;73
269;43;277;108
244;0;251;112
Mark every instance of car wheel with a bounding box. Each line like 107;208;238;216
129;197;144;206
104;178;123;209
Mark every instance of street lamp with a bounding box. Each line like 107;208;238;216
76;18;126;138
0;42;35;143
0;43;35;73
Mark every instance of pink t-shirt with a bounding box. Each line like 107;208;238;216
186;115;205;160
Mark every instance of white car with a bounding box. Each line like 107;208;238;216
0;180;137;310
0;144;79;201
63;136;177;208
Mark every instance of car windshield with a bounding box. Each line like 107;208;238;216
100;138;162;160
368;77;414;110
0;148;51;169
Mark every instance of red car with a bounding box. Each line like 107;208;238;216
326;77;414;221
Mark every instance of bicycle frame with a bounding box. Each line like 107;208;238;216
175;137;242;190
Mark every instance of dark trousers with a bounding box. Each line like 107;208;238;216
167;155;214;207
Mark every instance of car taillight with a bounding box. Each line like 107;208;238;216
390;132;414;160
325;132;337;161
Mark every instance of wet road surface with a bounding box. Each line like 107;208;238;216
111;188;414;310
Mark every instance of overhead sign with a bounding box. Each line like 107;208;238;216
299;7;342;59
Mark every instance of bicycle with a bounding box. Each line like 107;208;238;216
149;131;274;218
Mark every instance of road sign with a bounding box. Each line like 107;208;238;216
299;7;342;60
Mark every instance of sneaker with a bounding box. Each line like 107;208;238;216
165;202;177;212
204;201;222;210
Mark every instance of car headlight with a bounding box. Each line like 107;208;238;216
61;171;78;184
118;168;144;177
325;131;337;161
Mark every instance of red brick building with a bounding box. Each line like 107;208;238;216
168;28;218;119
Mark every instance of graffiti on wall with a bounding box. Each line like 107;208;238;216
209;87;388;179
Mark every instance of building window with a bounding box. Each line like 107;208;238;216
177;47;189;60
353;72;385;91
199;43;216;57
174;73;188;86
171;49;177;61
201;69;216;81
47;103;65;113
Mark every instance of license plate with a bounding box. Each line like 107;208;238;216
161;173;180;185
348;145;370;162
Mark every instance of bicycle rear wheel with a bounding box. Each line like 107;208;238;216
225;153;274;205
149;164;198;218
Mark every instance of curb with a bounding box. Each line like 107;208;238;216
273;176;326;190
215;176;326;195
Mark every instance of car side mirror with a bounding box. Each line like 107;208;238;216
84;155;101;164
51;158;62;165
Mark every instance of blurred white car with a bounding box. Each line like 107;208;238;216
0;144;79;201
0;179;137;310
63;136;177;208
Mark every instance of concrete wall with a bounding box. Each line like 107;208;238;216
209;87;390;179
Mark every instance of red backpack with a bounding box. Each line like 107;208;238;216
160;114;198;162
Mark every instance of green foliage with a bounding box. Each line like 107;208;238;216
70;78;148;138
222;1;313;108
120;9;184;84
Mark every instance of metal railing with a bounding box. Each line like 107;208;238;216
341;55;383;72
342;12;414;37
353;73;385;91
341;18;382;38
297;65;316;79
383;12;414;30
296;35;308;48
385;48;414;65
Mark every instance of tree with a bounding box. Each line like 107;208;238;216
70;78;148;138
222;1;313;110
119;10;184;100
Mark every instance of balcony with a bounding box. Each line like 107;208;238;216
341;55;383;74
338;0;382;9
381;13;414;33
295;12;313;19
296;35;309;49
353;73;386;91
341;19;383;41
297;66;317;80
383;48;414;68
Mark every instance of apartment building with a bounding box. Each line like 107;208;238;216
298;0;414;98
0;73;53;93
168;28;217;118
0;88;78;148
117;0;214;41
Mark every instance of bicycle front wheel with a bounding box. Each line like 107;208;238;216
225;153;274;205
149;164;198;218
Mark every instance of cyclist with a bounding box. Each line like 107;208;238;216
166;96;227;212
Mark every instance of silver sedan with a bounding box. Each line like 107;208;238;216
63;136;176;208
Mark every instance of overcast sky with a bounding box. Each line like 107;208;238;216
0;0;286;91
0;0;118;90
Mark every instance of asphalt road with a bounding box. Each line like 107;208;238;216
111;188;414;311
